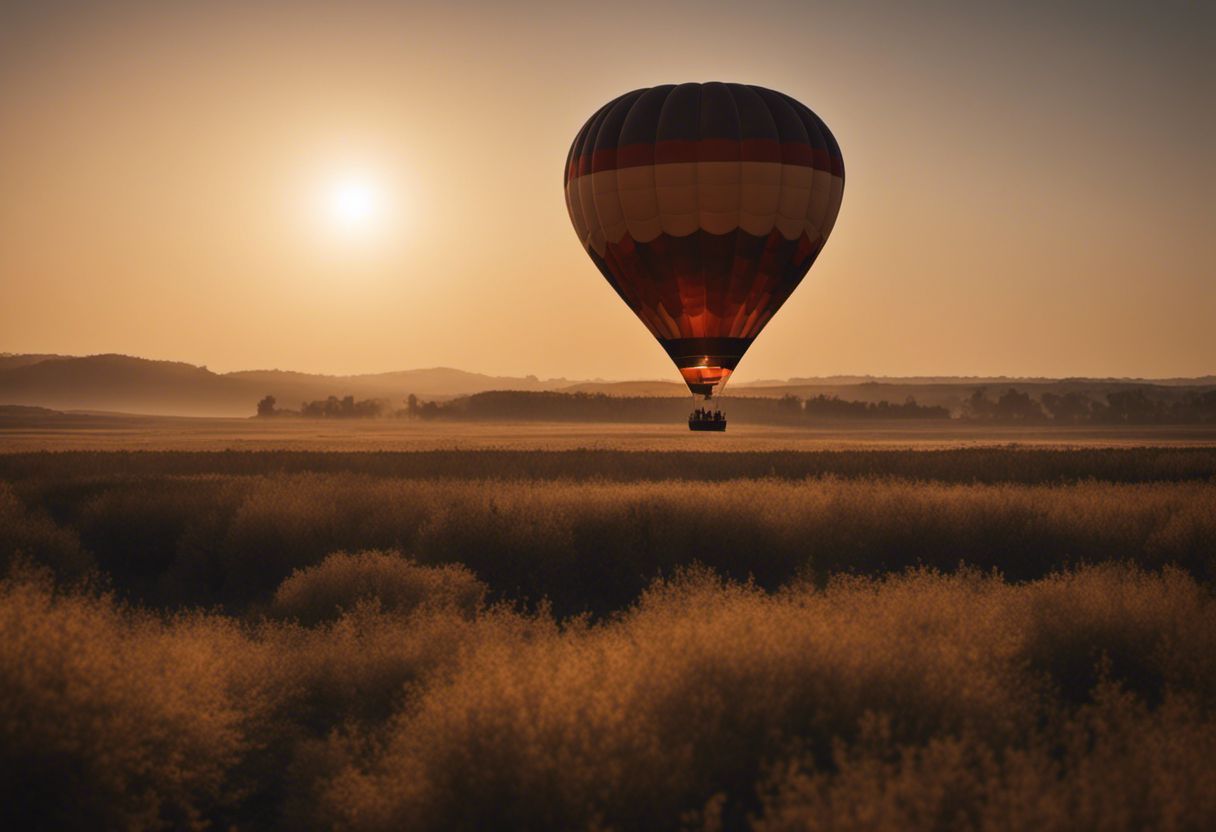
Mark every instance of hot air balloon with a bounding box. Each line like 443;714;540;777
564;82;844;430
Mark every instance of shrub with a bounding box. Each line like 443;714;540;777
270;550;486;625
3;447;1215;485
755;685;1216;832
317;566;1216;831
6;472;1216;614
1018;564;1216;705
3;448;1214;828
217;476;432;605
0;572;269;830
2;564;1212;830
0;482;93;581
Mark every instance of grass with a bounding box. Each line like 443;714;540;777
1;563;1212;830
270;550;485;625
5;471;1214;613
3;446;1216;482
1;447;1214;829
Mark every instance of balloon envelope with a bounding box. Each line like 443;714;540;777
564;82;844;396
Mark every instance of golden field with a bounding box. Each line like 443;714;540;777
1;431;1214;829
1;412;1214;451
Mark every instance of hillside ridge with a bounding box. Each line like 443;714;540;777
0;353;1212;417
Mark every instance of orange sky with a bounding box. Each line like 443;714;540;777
1;0;1212;380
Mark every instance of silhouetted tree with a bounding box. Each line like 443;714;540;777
256;395;277;417
1172;390;1216;423
961;388;996;420
351;398;389;418
401;391;954;424
1041;392;1092;423
1103;390;1161;424
994;389;1045;422
297;395;389;419
805;394;949;421
777;394;803;415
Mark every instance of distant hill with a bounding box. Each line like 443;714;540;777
0;355;243;416
225;366;570;410
737;374;1216;387
732;379;1216;412
0;354;573;416
557;380;689;397
0;404;149;427
0;353;71;371
0;352;1212;417
0;404;68;420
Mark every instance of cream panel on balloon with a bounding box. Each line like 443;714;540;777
591;168;628;247
821;175;845;239
568;163;844;250
653;162;700;237
576;175;606;255
806;169;834;235
739;162;783;235
775;166;814;239
566;182;589;251
615;166;663;242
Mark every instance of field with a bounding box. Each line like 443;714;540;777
3;410;1216;451
2;421;1215;829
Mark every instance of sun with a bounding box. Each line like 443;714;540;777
322;175;384;234
305;162;414;252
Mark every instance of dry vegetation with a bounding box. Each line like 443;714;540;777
3;446;1215;483
1;448;1214;829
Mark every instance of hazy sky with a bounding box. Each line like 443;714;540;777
1;0;1212;380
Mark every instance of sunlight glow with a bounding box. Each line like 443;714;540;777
322;175;385;234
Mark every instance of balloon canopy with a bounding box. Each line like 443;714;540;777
564;82;844;397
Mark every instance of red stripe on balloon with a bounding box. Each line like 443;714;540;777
569;139;840;180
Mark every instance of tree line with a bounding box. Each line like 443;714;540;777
388;391;947;423
257;394;400;419
255;387;1216;424
961;387;1216;424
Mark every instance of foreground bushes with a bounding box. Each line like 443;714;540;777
3;446;1215;484
0;559;502;829
2;563;1213;830
2;450;1213;828
7;473;1214;613
0;570;263;829
320;566;1214;831
755;687;1216;832
270;551;485;625
0;482;92;581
